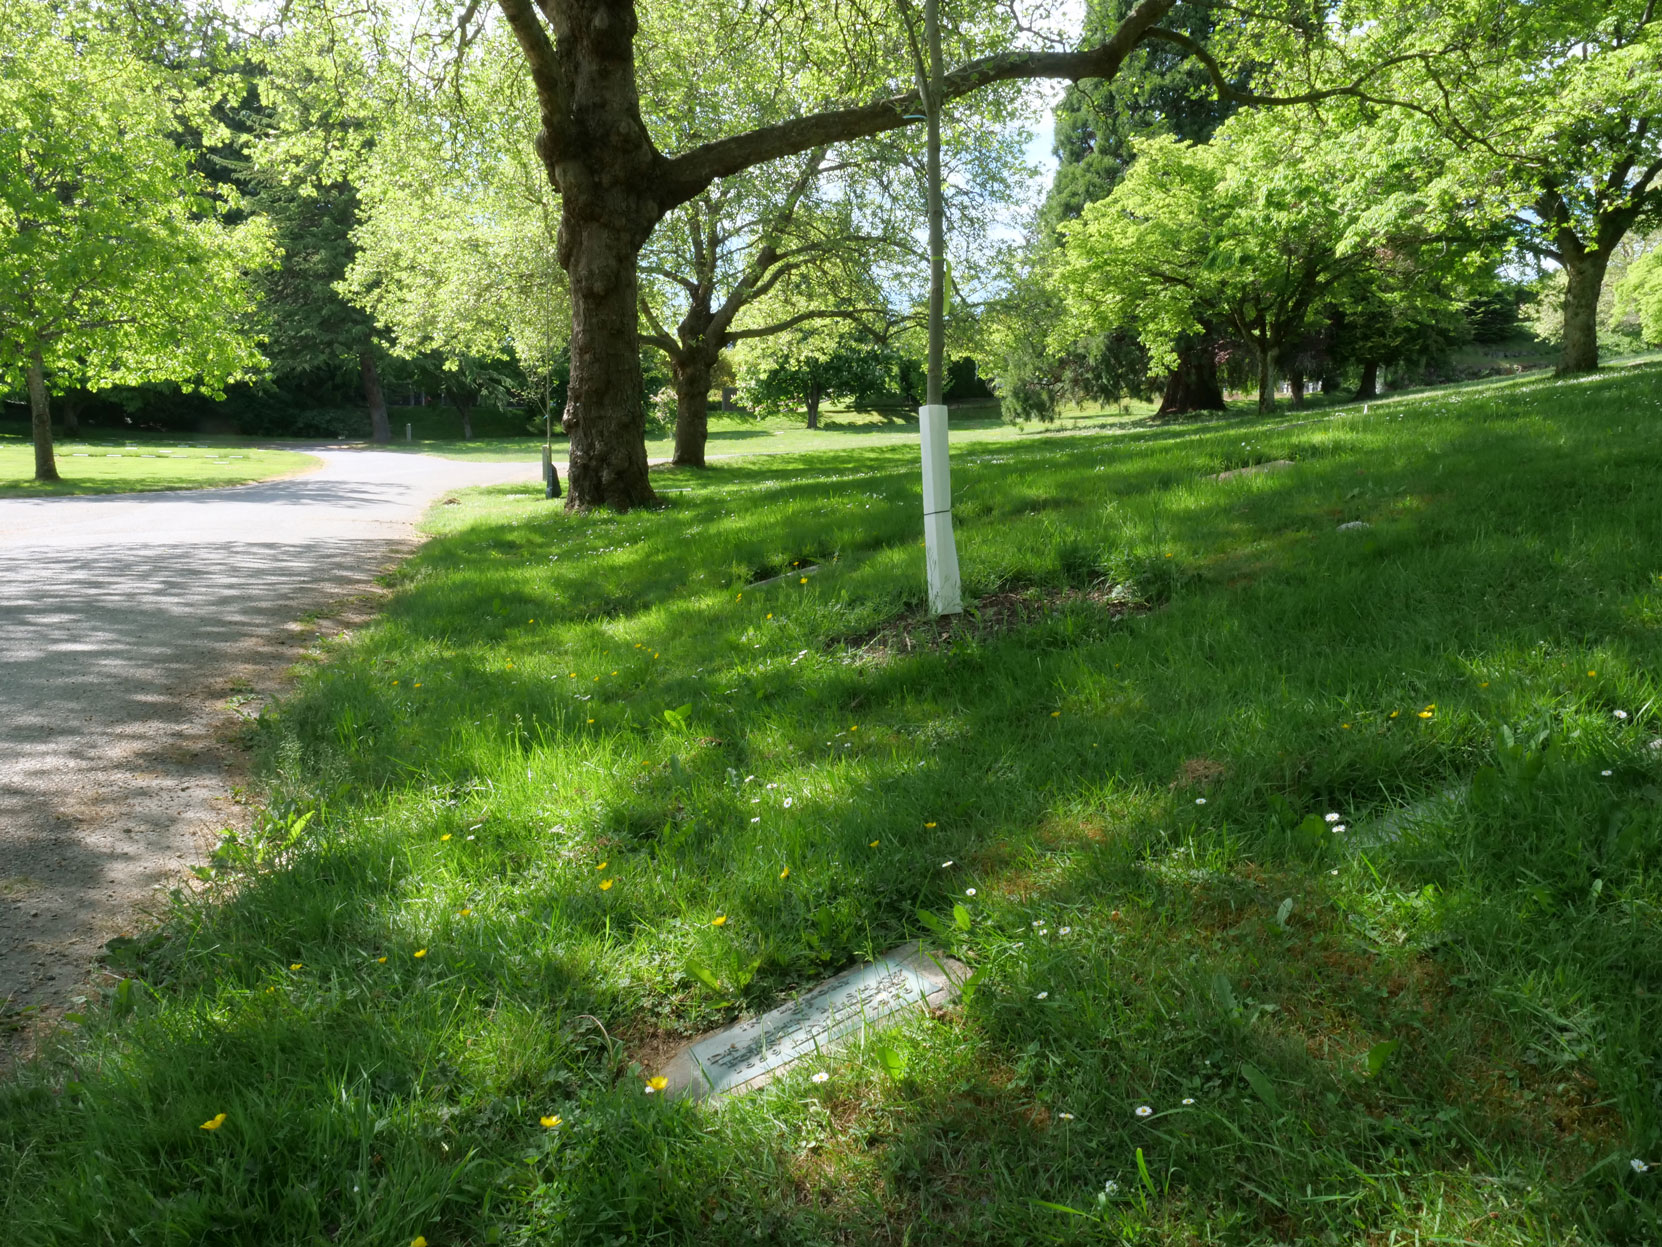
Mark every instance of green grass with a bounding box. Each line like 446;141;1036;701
0;435;319;497
5;364;1662;1244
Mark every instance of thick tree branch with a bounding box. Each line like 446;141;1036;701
662;0;1179;205
495;0;570;183
727;306;889;341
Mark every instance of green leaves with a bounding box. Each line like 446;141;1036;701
1239;1061;1281;1113
1364;1039;1402;1078
0;0;273;398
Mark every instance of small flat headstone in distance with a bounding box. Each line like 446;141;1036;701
750;564;821;588
1207;459;1295;482
659;944;964;1101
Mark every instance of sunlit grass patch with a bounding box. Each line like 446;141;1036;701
0;438;318;496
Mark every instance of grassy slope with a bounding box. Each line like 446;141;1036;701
4;366;1662;1245
0;437;318;497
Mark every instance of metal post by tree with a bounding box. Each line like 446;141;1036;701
917;0;962;616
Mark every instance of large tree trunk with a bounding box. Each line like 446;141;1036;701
1288;371;1305;407
27;351;58;482
360;350;391;443
1156;342;1225;417
561;218;656;508
1355;360;1380;401
1558;249;1610;376
671;355;712;467
805;379;822;430
1255;348;1273;414
459;403;474;440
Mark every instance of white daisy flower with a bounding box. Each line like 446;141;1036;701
1059;927;1072;936
811;1071;829;1084
1602;769;1614;777
965;888;976;896
1134;1105;1153;1118
1181;1097;1196;1106
1035;991;1048;1000
941;860;954;868
1057;1112;1074;1120
1332;824;1347;834
1324;812;1341;824
750;817;760;823
1195;797;1207;805
1614;710;1629;720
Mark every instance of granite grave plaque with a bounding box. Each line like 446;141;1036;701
659;944;964;1100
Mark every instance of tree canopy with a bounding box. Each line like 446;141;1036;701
0;0;272;479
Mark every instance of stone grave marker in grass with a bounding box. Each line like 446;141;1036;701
659;944;964;1101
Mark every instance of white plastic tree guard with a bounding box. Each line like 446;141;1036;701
918;402;962;615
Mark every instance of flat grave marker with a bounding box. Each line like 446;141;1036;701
659;944;964;1101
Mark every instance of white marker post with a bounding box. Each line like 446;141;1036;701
914;0;961;616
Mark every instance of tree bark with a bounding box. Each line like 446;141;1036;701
671;355;712;467
459;403;474;440
805;379;822;430
561;215;656;508
60;393;80;436
1255;348;1273;414
1155;341;1225;416
27;351;58;482
1354;360;1379;401
360;350;391;443
1289;371;1305;406
1558;249;1609;376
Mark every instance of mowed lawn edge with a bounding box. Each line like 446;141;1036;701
0;442;321;497
2;364;1660;1245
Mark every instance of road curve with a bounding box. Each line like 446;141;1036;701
0;450;534;1021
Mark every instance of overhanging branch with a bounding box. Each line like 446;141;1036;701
663;0;1178;204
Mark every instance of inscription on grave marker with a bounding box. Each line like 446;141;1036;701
660;945;963;1100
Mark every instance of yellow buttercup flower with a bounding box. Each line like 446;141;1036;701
289;962;302;971
414;948;427;958
541;1115;561;1128
200;1112;227;1131
647;1076;668;1091
458;908;471;917
412;1238;428;1247
1418;710;1433;719
1341;723;1351;730
1389;710;1399;719
597;861;608;870
711;915;727;926
799;577;808;584
779;867;789;879
1050;711;1060;717
869;840;879;848
600;879;614;891
376;956;387;964
924;822;936;828
440;833;451;841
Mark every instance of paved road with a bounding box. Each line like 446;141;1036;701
0;450;533;1019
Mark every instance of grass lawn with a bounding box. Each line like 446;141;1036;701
5;364;1662;1244
0;435;319;497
